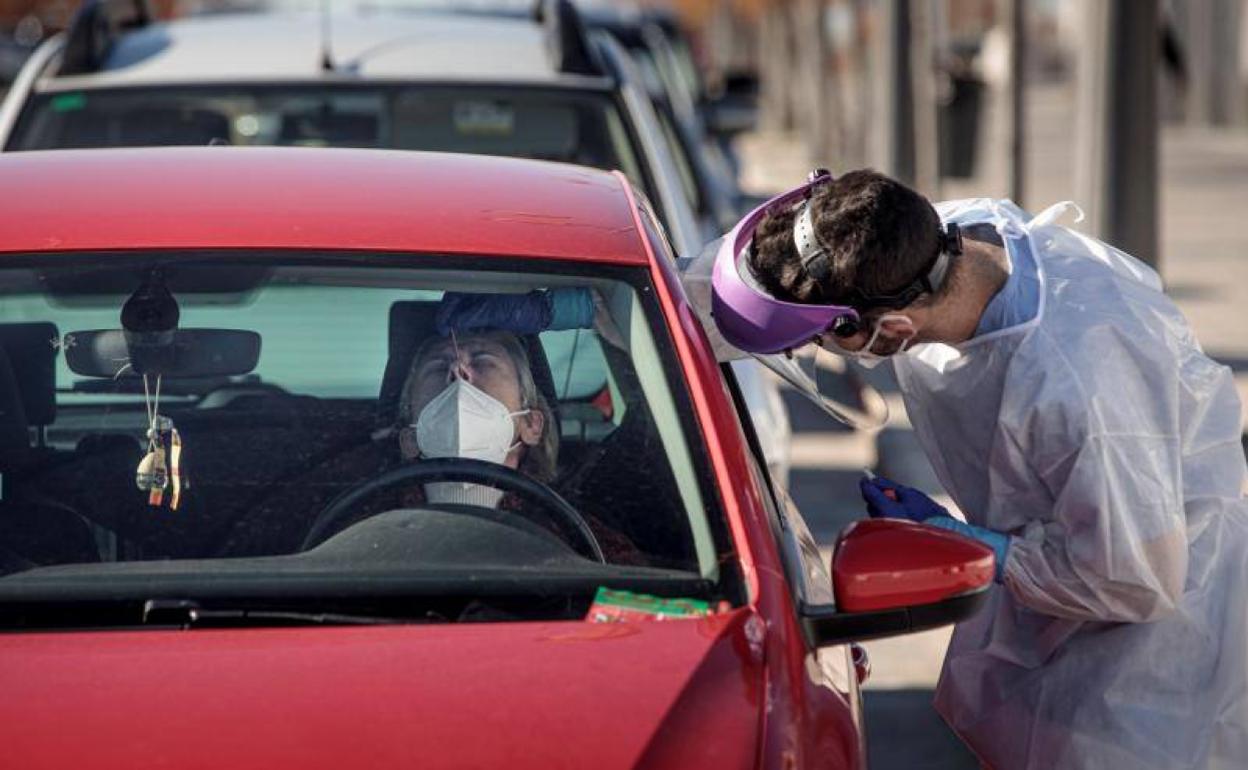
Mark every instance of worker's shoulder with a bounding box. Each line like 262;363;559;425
1013;287;1189;436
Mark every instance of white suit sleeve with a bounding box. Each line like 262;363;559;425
1004;433;1188;622
1001;336;1189;622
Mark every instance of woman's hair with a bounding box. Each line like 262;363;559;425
748;169;943;307
400;330;560;483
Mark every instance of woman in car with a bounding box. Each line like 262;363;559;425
396;327;644;565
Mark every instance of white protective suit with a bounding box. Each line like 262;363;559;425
894;199;1248;769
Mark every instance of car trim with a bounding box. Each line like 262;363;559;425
799;587;992;647
618;173;762;603
0;33;64;148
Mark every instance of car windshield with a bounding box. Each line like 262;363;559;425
9;84;649;190
0;253;736;627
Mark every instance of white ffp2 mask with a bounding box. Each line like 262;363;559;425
413;378;530;507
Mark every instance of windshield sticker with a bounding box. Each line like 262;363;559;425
453;101;515;136
586;587;715;622
51;92;87;113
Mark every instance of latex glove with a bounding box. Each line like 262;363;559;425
436;288;595;336
859;476;949;523
926;516;1011;583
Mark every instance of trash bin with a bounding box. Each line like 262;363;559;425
939;74;985;179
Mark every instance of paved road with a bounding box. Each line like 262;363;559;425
738;79;1248;769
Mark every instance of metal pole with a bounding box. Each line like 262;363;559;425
1074;0;1160;269
1008;0;1026;205
1186;0;1245;126
870;0;911;182
910;0;940;196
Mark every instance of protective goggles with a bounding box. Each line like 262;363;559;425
711;170;861;354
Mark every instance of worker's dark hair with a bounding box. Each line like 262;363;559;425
748;169;943;308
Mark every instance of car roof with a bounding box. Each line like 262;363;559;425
41;11;611;91
0;147;650;264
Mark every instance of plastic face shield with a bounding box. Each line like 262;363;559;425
710;174;888;430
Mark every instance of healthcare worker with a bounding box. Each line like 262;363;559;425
707;168;1248;769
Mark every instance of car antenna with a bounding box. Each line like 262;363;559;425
319;0;335;73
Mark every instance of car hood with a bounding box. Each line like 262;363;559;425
0;608;765;770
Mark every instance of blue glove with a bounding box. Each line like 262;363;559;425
925;516;1011;583
436;288;595;336
859;476;949;523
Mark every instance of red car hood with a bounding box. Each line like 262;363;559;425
0;609;765;770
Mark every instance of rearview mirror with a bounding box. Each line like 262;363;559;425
801;518;995;646
65;329;261;378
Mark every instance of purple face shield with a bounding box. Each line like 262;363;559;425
710;172;860;355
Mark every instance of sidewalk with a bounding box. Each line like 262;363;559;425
736;80;1248;769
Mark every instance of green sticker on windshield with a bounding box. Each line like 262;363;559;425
587;587;714;622
51;93;87;113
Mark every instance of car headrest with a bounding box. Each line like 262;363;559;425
119;108;232;146
376;301;560;429
0;345;29;461
0;323;58;428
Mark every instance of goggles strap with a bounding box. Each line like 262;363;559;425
926;222;961;293
925;251;951;293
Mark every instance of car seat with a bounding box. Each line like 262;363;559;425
0;323;100;570
549;345;697;570
118;107;232;146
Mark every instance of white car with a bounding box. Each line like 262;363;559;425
0;0;792;483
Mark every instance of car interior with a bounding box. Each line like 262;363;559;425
0;257;722;585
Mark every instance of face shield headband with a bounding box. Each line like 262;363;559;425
710;170;861;355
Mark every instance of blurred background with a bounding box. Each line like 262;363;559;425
3;1;1247;767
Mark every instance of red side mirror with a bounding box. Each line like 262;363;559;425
832;518;995;613
800;518;995;647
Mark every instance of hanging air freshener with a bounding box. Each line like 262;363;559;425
135;374;175;508
168;422;184;511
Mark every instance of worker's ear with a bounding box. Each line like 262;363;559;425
517;409;545;447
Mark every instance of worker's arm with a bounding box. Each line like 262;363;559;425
999;340;1189;623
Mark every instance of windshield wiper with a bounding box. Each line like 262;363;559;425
142;599;407;628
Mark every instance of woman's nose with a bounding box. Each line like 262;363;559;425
446;356;473;384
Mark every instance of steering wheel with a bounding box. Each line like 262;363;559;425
301;458;605;562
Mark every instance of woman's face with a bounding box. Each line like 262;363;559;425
399;332;544;463
409;334;525;416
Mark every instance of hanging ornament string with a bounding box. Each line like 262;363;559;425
143;372;162;451
137;373;170;507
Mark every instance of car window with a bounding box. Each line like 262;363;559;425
0;254;736;623
9;85;648;194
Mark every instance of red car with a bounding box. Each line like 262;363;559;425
0;148;992;769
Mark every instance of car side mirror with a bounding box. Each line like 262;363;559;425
801;518;995;647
